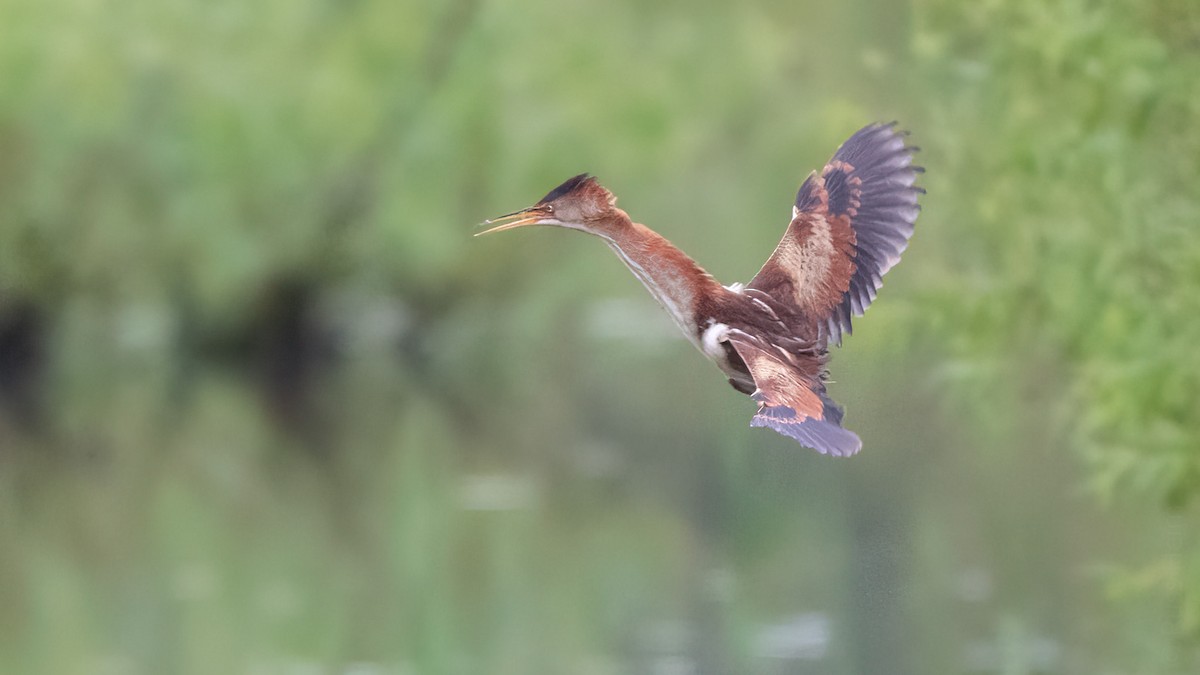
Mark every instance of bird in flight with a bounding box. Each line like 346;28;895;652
478;123;923;456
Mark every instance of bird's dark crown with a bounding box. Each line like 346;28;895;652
538;173;595;204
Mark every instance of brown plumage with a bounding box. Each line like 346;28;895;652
478;122;923;456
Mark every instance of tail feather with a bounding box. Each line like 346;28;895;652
750;389;861;457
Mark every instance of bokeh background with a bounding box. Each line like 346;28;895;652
1;0;1198;673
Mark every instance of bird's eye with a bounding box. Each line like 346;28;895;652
546;204;555;212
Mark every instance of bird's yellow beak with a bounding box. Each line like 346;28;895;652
475;206;550;236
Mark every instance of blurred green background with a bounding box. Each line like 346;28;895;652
1;0;1198;672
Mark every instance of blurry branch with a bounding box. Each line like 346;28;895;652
292;0;491;437
314;0;483;256
424;0;483;90
0;299;45;433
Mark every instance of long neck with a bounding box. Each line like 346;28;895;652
595;212;723;337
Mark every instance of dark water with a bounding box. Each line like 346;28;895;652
0;300;1167;674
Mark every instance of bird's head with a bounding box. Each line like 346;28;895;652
477;174;620;237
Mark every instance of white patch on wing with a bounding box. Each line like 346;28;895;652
700;322;731;361
703;321;753;390
724;282;745;293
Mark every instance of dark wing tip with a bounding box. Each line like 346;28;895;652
538;173;594;204
753;122;923;346
819;122;924;344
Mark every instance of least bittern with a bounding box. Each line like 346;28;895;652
479;123;922;456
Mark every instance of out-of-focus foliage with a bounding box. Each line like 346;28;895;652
911;0;1200;642
1;0;1199;672
918;0;1200;507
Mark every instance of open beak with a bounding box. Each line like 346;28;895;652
475;206;549;236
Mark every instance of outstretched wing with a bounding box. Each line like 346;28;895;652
725;331;861;457
749;122;923;345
